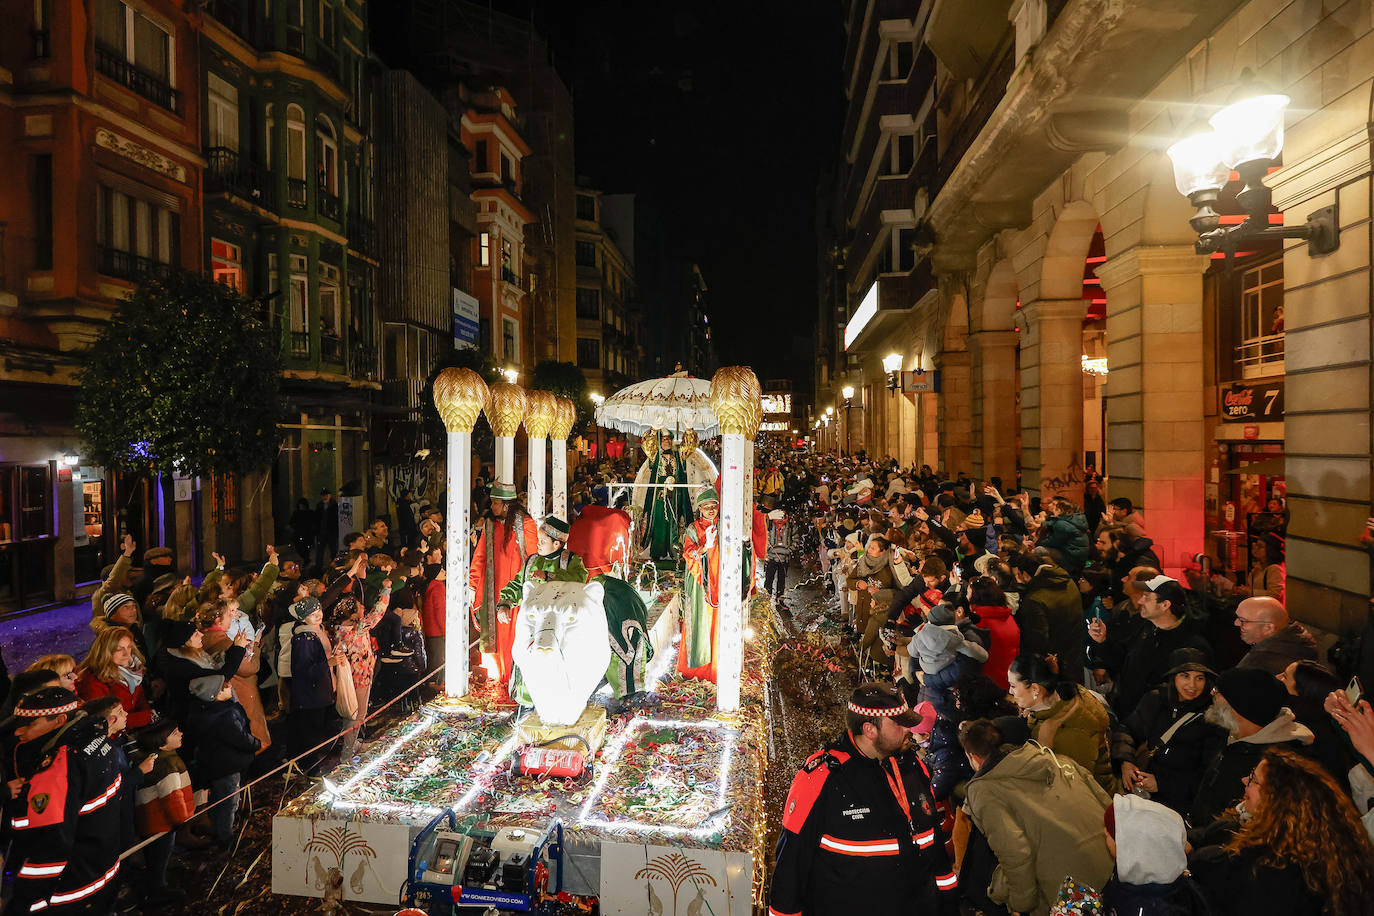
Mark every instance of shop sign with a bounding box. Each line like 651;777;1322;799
901;369;939;393
1222;381;1283;421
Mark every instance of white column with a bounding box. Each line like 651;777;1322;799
716;433;745;713
527;436;547;525
551;439;568;520
495;437;515;484
445;430;472;697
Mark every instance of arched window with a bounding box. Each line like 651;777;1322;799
286;104;306;181
315;114;337;194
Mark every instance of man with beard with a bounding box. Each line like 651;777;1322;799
1189;667;1313;828
468;481;539;686
770;683;958;916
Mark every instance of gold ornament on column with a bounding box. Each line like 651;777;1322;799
640;430;659;460
680;428;700;456
709;366;763;437
523;389;557;439
550;397;577;441
432;368;489;434
486;382;526;438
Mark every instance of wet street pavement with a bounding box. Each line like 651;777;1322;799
1;598;95;674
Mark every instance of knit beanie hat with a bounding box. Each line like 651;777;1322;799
926;603;956;626
189;675;226;702
290;596;322;621
163;620;197;649
1216;667;1287;727
103;593;137;619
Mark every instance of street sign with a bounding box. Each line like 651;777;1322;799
452;288;479;348
901;369;939;393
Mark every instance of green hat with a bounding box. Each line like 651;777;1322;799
540;516;570;540
489;480;518;501
695;487;719;508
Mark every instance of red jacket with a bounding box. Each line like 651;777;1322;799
75;670;154;728
468;512;539;612
752;506;768;560
567;505;631;576
422;578;446;637
971;604;1020;690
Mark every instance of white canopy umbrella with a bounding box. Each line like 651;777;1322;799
594;371;720;438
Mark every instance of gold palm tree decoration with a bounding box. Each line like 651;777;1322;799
635;852;717;916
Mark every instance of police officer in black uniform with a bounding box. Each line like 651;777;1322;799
769;682;958;916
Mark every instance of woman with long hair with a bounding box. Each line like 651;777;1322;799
157;614;247;726
200;597;271;754
1008;652;1116;792
1191;747;1374;916
74;625;154;727
1277;660;1351;789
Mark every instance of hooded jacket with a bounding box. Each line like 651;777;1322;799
912;620;988;677
1101;795;1209;916
1038;512;1090;570
185;695;261;783
1017;564;1086;684
1234;621;1319;675
963;743;1115;916
1025;684;1117;792
1188;708;1314;828
970;604;1020;690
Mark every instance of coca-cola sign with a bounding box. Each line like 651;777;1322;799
1223;381;1283;421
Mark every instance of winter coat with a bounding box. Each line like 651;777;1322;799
1189;844;1322;916
1102;870;1210;915
288;624;336;711
134;748;195;837
1025;684;1117;792
912;621;987;676
74;669;155;729
963;743;1115;916
158;644;246;727
971;603;1019;690
1097;616;1212;718
422;577;447;638
765;519;792;561
1111;687;1227;814
1189;708;1314;827
185;697;260;782
1017;564;1087;684
202;628;270;753
926;715;972;802
90;552;132;621
1101;793;1209;916
1038;512;1090;571
1234;621;1318;675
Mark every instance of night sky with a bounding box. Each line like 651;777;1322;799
417;1;845;385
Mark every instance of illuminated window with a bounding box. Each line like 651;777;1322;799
207;73;238;151
211;239;243;291
286;104;306;181
1237;257;1284;379
478;231;490;267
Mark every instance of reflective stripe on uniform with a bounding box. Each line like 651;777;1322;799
914;828;935;848
818;834;901;856
45;861;121;906
935;871;958;890
17;862;67;878
78;774;122;815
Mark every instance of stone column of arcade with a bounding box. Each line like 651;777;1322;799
709;366;762;713
432;367;489;697
549;398;577;521
487;381;526;486
523;389;557;526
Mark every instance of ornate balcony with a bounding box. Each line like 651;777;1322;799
95;43;178;112
205;147;277;210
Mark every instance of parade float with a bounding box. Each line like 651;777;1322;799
272;367;774;916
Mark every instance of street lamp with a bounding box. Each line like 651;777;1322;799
882;353;903;394
502;366;519;384
840;385;856;454
1165;75;1338;258
589;392;605;459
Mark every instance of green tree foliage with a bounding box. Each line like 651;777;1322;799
528;360;593;437
76;269;285;477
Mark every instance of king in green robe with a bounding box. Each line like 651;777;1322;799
635;430;694;561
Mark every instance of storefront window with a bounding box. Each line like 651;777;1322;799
0;464;56;611
74;467;107;585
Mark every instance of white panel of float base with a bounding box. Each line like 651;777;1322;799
599;841;753;916
272;816;416;905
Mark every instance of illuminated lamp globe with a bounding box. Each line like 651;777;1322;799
1209;92;1289;172
1166;124;1230;235
841;385;855;401
882;353;903;374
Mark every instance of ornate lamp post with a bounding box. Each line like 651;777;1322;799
549;397;577;520
486;382;525;484
841;385;855;454
432;367;488;697
522;389;557;526
883;353;903;394
709;366;762;713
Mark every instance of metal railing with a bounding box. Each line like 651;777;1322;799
1236;334;1285;378
95;43;178;112
205;147;277;210
320;333;344;364
501;266;521;286
286;178;307;210
289;330;310;359
349;342;378;381
318;188;341;221
97;246;170;282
